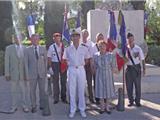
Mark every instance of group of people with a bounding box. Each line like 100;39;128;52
5;34;49;115
4;28;145;118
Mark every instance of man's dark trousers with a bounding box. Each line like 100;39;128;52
125;64;141;104
85;63;94;102
52;62;67;102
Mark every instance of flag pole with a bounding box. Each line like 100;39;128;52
120;0;125;111
117;0;125;111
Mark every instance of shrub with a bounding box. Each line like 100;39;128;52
22;39;46;46
146;45;160;66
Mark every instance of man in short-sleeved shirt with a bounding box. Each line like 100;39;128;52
47;33;67;104
125;33;146;107
63;29;90;118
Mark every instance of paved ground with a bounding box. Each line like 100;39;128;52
0;76;160;120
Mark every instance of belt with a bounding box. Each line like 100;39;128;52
127;63;140;67
69;65;84;69
51;61;60;63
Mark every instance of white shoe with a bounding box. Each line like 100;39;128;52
80;111;87;118
69;112;75;118
8;107;17;113
23;107;29;113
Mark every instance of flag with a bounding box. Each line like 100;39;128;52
107;10;117;51
108;10;117;41
27;14;35;38
74;10;81;35
118;10;127;56
76;10;81;29
107;10;125;71
61;3;69;73
62;3;70;47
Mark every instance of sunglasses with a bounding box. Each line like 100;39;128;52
54;35;61;37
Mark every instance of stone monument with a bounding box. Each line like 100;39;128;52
87;9;148;56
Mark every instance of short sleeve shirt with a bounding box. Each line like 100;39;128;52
127;44;145;65
90;43;99;58
81;40;94;58
47;43;62;62
63;44;90;66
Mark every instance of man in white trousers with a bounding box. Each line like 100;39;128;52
63;29;90;118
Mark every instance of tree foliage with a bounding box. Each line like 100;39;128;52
145;0;160;45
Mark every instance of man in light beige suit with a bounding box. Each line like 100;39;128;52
5;34;29;113
24;34;47;113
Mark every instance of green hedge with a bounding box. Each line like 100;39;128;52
22;39;46;46
146;45;160;66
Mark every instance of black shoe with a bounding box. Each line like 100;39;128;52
96;101;100;105
106;110;111;114
31;107;37;113
53;100;59;104
90;99;95;104
39;107;44;110
99;110;105;114
128;103;134;107
62;99;68;104
136;103;142;107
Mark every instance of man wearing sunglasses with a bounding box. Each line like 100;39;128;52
47;33;67;104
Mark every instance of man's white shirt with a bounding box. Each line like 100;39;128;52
81;40;94;58
63;44;90;67
47;43;62;62
127;44;145;65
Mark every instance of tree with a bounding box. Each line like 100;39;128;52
81;1;95;29
145;0;160;45
130;1;145;10
44;1;67;48
0;1;12;51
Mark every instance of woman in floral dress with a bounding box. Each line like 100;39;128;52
92;40;117;114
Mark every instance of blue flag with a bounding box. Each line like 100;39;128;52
76;11;81;29
118;10;126;56
108;10;117;41
107;10;117;51
62;4;70;46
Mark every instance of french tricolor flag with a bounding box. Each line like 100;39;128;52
107;10;125;71
27;14;35;38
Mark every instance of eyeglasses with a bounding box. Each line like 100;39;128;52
53;35;61;37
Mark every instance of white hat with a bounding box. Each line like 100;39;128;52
70;29;81;36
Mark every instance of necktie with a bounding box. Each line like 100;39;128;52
16;45;21;58
35;46;39;60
